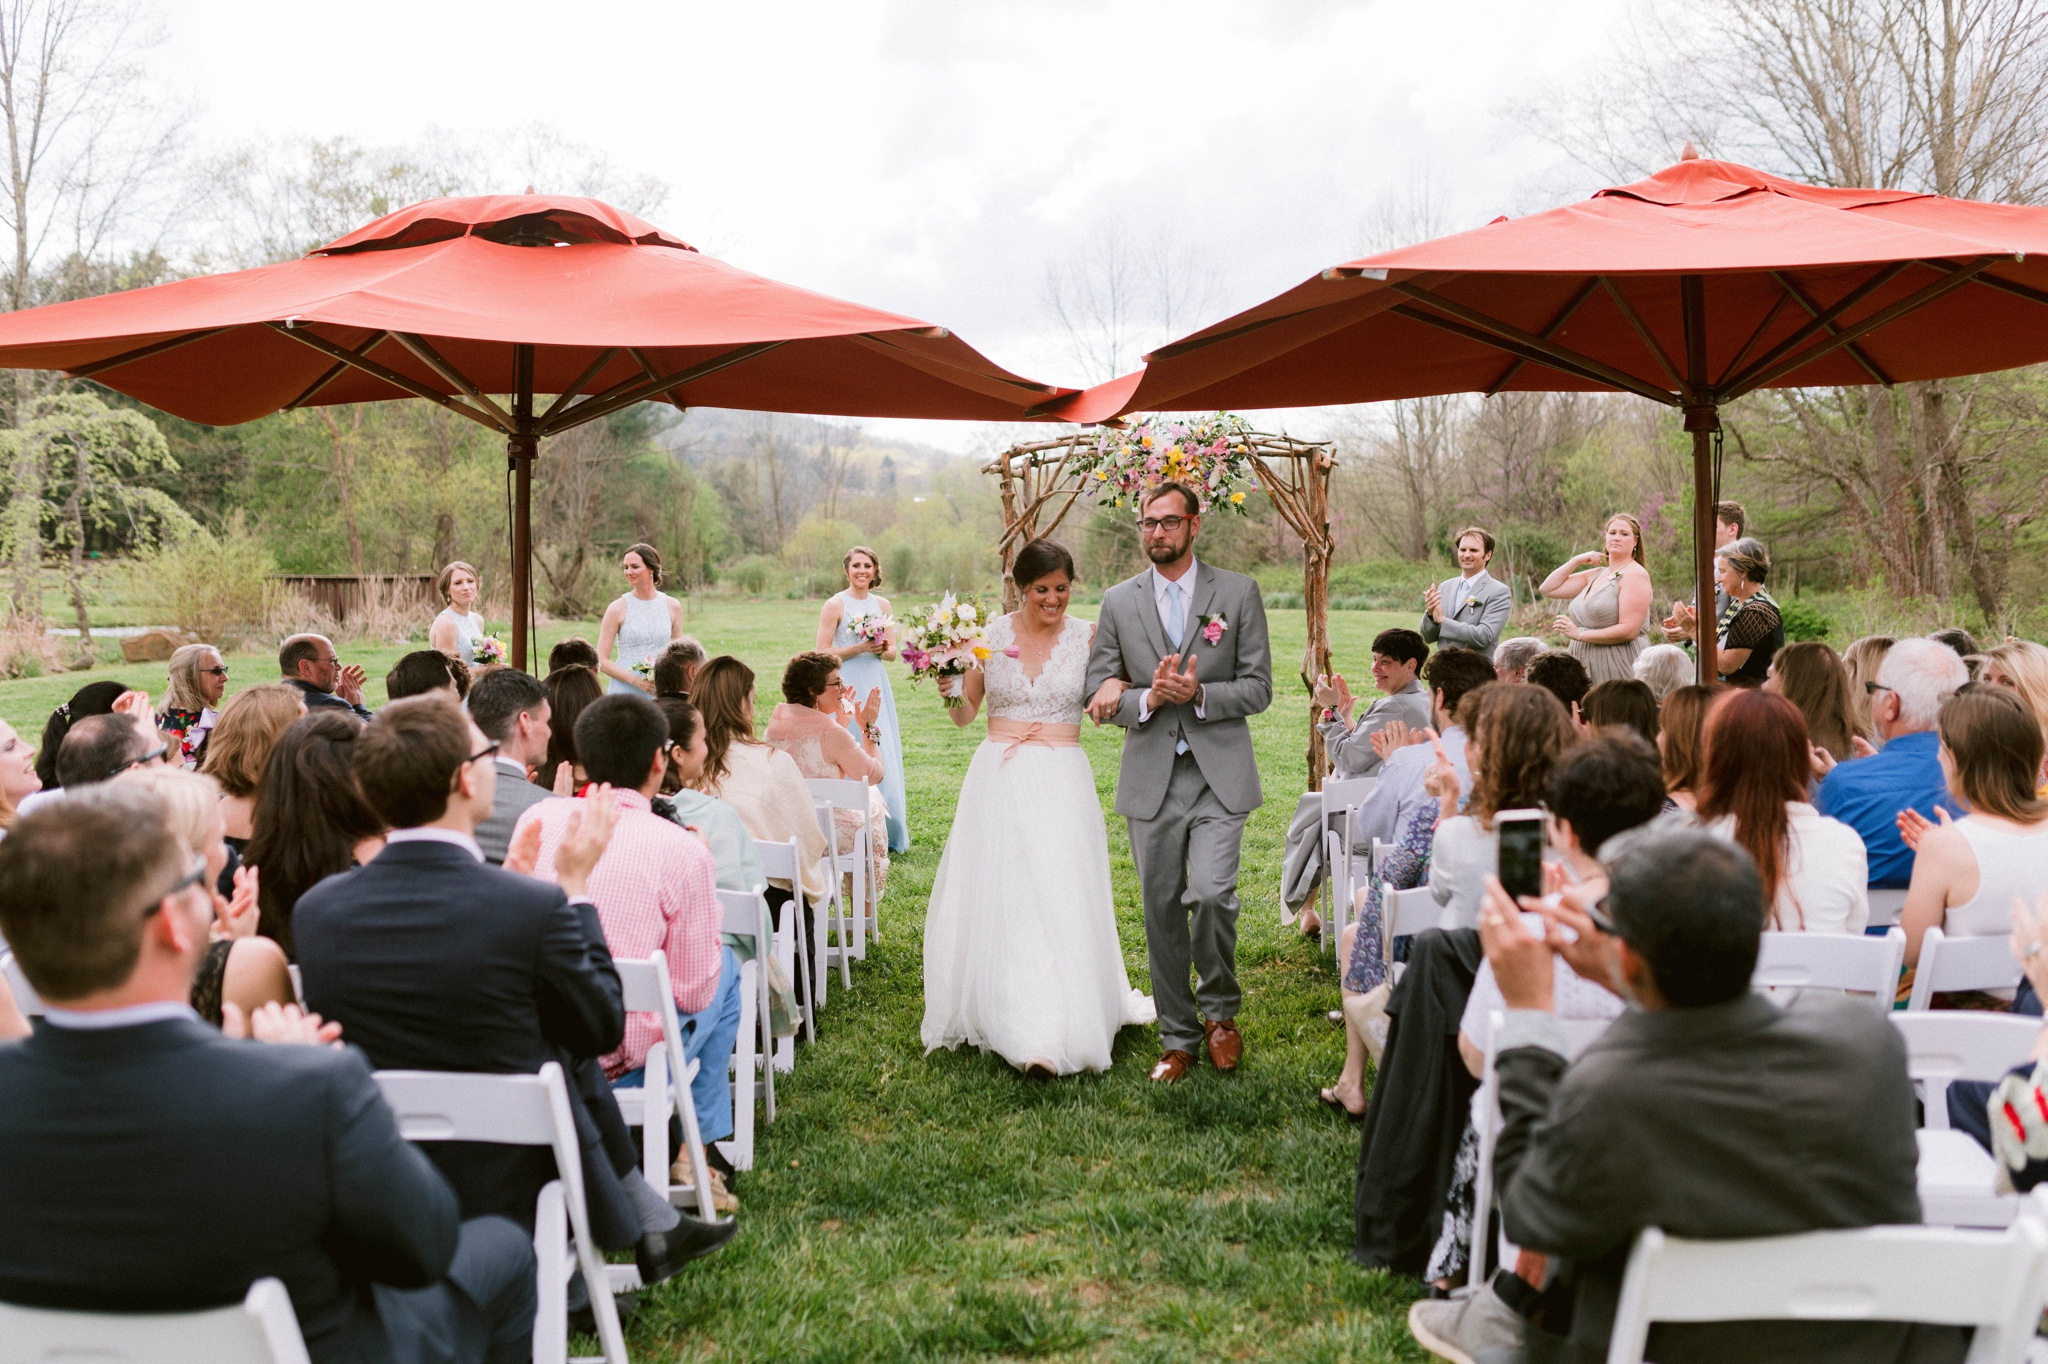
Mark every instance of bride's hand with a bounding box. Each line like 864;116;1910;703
1086;677;1127;723
938;675;962;701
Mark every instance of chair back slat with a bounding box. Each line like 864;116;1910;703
372;1068;560;1147
805;776;868;811
717;888;761;943
0;1276;313;1364
752;836;799;879
1907;928;2023;1011
1752;928;1903;1008
1890;1013;2041;1087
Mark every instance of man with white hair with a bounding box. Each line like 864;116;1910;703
1816;637;1968;888
1492;636;1547;685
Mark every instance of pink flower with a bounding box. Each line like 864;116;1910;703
1004;646;1021;657
1202;620;1225;644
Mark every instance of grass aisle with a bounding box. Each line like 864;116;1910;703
0;598;1427;1363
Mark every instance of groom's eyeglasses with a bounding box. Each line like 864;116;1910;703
1136;515;1187;534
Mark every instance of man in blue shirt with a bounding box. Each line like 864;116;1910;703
1815;638;1969;887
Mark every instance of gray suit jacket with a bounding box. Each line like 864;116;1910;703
1319;679;1432;778
473;758;550;864
1419;570;1513;660
1084;562;1272;820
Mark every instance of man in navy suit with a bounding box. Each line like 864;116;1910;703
295;697;733;1295
0;783;536;1364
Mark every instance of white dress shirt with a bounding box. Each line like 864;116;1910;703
42;999;200;1030
384;826;485;862
1139;559;1206;726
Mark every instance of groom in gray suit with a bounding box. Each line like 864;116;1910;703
1085;482;1272;1083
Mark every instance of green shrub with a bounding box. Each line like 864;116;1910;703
135;514;275;647
1779;598;1834;643
728;555;778;596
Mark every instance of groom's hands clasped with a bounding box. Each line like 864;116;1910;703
1149;652;1202;707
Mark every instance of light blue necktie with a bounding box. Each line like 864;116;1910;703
1164;580;1189;754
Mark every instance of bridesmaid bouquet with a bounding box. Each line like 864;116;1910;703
900;592;997;708
473;635;506;665
849;612;896;649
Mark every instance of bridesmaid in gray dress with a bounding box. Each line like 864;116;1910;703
596;542;683;695
1537;513;1654;685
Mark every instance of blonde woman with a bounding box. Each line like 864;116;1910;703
158;643;229;769
1982;640;2048;793
1538;513;1653;685
1842;635;1896;745
428;560;489;664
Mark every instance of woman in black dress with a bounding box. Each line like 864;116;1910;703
1715;538;1783;688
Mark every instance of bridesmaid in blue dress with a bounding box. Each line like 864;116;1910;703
817;546;909;851
596;542;683;696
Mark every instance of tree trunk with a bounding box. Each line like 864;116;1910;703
62;446;90;656
5;425;39;625
431;511;455;572
317;408;367;576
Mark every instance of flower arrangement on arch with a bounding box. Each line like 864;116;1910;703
900;592;1000;708
1069;412;1261;515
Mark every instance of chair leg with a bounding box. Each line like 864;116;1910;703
730;967;758;1168
670;1055;720;1221
792;896;818;1040
533;1183;569;1364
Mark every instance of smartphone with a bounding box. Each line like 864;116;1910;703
1494;808;1547;903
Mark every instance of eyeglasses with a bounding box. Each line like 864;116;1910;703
1864;682;1895;697
112;743;170;775
141;853;209;918
199;666;229;678
1136;515;1187;533
466;739;501;765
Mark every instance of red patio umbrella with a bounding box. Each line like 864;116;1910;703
1050;152;2048;677
0;194;1082;668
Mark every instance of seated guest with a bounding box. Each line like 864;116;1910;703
1580;678;1658;748
1491;636;1546;686
294;697;732;1292
1349;648;1496;852
0;716;41;833
540;664;603;791
1767;639;1861;763
1815;637;1968;887
1430;685;1578;929
33;678;129;791
119;765;293;1026
1655;682;1722;815
654;636;707;699
1525;651;1590;726
199;683;306;860
469;667;554;863
1420;527;1513;661
549;636;601;673
688;657;830;925
1843;633;1896;745
1931;625;1980;670
656;697;763;894
1697;689;1868;934
1899;685;2048;965
1315;628;1433;778
242;712;385;959
765;650;890;896
1429;736;1667;1287
1981;640;2048;782
0;784;539;1364
55;712;163;787
384;649;460;702
1713;537;1783;687
279;633;373;721
158;642;228;768
1986;893;2048;1190
1631;642;1692;701
516;694;739;1209
1409;831;1958;1363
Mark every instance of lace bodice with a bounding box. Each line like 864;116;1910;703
983;613;1091;725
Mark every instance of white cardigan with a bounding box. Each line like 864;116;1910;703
1704;802;1869;934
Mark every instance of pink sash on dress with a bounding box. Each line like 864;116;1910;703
985;717;1081;764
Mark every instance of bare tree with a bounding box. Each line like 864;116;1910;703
1043;220;1220;384
1334;397;1464;561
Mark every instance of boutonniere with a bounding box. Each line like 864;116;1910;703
1198;612;1229;645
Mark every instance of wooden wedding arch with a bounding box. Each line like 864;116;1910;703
984;428;1340;785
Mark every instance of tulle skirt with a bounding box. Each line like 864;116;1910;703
921;738;1154;1075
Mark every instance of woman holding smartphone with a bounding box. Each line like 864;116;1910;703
1427;685;1579;929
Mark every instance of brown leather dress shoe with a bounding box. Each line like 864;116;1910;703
1149;1049;1194;1083
1202;1018;1243;1072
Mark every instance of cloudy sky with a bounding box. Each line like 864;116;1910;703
160;0;1639;449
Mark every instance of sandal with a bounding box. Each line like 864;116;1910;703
1319;1086;1365;1121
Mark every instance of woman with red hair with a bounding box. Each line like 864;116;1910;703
1697;689;1870;934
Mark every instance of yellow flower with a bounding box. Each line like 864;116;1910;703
1231;491;1246;504
972;645;992;660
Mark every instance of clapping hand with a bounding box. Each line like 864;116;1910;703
1086;677;1127;724
214;864;260;941
504;819;545;877
858;688;883;729
1369;719;1427;762
2009;894;2048;1003
336;664;367;706
1420;728;1459;804
1897;805;1953;852
1424;584;1444;624
1311;671;1353;715
223;1001;344;1048
111;689;153;722
1150;652;1201;707
1662;601;1697;643
552;762;576;797
1809;743;1838;781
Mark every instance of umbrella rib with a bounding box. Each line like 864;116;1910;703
1483;279;1597;396
1962;269;2048;312
390;333;515;430
1721;256;1998;399
1767;272;1894;387
1718;289;1796;387
1711;261;1912;395
67;327;232;379
1596;277;1689;397
627;348;689;413
852;330;1059;395
1376;288;1679;405
1143;301;1349;363
263;322;510;434
283;330;390;410
537;340;787;435
538;348;620;424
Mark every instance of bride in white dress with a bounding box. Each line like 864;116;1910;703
922;538;1154;1077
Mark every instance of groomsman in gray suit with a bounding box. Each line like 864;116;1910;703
1420;526;1513;661
1085;482;1273;1084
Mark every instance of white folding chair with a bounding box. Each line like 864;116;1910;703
806;786;856;987
1382;882;1445;985
1752;927;1904;1010
751;836;816;1045
1866;886;1909;928
373;1063;628;1364
0;1276;311;1364
1469;1009;1613;1286
714;887;777;1171
2;950;43;1016
1892;1011;2040;1228
1907;927;2022;1011
1317;776;1377;952
807;776;878;955
286;964;305;1007
609;953;718;1221
1604;1188;2048;1364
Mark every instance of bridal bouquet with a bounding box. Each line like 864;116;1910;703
473;635;506;666
900;592;995;708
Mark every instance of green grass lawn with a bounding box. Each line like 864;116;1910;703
0;597;1427;1363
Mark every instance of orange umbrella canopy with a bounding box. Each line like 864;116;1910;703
0;193;1074;429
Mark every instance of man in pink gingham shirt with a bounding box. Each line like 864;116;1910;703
513;693;741;1151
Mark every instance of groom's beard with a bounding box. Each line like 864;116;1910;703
1146;536;1191;564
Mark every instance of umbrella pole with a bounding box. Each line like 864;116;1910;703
1688;413;1718;684
510;344;536;673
